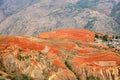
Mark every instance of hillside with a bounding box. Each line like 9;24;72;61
0;0;120;36
0;29;120;80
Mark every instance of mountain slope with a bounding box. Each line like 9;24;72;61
110;2;120;24
0;1;119;36
0;0;120;36
0;0;40;22
74;0;118;15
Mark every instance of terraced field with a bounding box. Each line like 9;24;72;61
0;29;120;80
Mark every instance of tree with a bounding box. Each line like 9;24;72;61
115;36;119;39
102;35;108;41
12;74;33;80
95;34;99;38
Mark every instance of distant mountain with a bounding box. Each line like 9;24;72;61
0;0;40;22
110;2;120;24
0;0;120;36
73;0;116;15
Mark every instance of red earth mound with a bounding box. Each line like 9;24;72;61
0;29;120;80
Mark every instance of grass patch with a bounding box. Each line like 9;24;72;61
65;60;80;80
12;74;33;80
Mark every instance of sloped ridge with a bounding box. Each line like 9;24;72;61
0;29;120;80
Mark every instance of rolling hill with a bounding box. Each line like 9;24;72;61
0;29;120;80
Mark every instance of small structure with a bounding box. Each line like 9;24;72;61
107;39;120;49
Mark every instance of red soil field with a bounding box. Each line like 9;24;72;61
38;29;95;42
